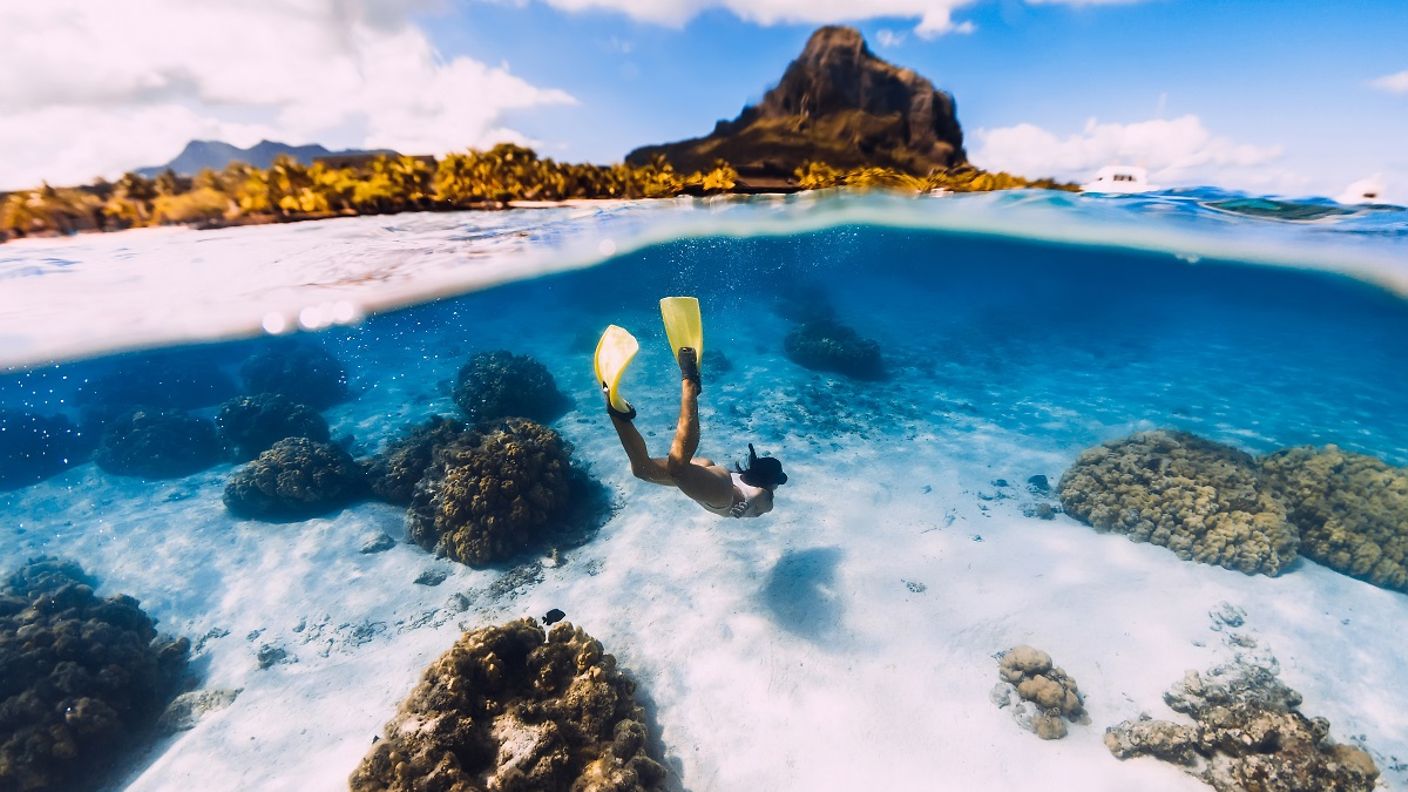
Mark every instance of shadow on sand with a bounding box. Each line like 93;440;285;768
759;546;845;643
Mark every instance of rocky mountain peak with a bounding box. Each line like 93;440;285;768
627;26;965;179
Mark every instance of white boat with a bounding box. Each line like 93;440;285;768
1081;165;1157;194
1335;175;1386;205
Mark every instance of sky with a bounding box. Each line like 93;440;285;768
2;0;1406;200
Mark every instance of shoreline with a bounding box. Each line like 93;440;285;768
0;197;654;245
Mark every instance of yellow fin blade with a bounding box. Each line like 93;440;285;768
593;324;639;414
659;296;703;364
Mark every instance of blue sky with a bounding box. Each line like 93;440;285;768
424;0;1408;197
4;0;1406;198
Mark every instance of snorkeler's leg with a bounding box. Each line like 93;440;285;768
660;348;732;507
667;375;701;473
610;413;672;485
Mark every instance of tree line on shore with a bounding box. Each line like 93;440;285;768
0;144;1073;241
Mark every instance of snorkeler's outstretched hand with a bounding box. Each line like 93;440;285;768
729;499;748;518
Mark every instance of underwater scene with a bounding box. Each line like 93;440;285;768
2;192;1408;791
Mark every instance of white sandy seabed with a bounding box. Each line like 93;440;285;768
4;305;1408;792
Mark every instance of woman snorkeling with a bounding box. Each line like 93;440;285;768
595;297;787;518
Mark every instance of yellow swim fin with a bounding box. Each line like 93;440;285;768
659;296;703;364
594;324;639;415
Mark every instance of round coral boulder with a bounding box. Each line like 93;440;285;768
1058;430;1298;576
216;393;330;460
0;557;189;792
452;351;569;424
74;347;237;417
94;408;222;478
349;618;666;792
406;418;578;566
240;343;348;409
224;437;365;520
992;645;1087;740
1260;445;1408;592
366;415;474;505
0;409;93;490
783;319;886;380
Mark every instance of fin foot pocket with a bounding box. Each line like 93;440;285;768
677;347;701;391
594;325;639;416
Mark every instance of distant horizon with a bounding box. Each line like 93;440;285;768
4;2;1406;201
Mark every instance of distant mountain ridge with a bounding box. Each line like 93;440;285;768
627;26;966;179
137;139;396;177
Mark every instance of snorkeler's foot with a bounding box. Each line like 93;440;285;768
603;381;636;421
677;347;701;391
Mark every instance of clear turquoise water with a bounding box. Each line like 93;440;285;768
1;190;1406;791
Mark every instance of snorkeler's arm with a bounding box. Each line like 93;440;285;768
752;489;774;516
732;488;773;518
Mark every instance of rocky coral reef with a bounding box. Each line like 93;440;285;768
0;410;92;490
94;408;222;478
990;645;1087;740
783;319;886;380
0;557;189;792
73;348;237;419
406;418;601;567
1260;445;1408;593
1057;431;1298;576
224;437;365;520
349;618;666;792
453;351;569;425
366;415;473;505
216;393;330;461
239;343;348;409
1105;660;1379;791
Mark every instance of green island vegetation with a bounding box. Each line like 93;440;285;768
0;144;1072;242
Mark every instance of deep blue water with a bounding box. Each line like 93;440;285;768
9;226;1407;466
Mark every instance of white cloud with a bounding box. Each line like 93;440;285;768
537;0;980;38
1369;70;1408;94
0;1;573;189
973;115;1291;190
875;29;907;47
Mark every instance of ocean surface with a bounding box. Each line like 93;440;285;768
1;188;1407;791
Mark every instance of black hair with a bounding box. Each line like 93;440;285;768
737;443;788;489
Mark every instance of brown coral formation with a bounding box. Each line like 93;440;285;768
782;319;886;380
93;407;222;479
1259;445;1408;592
1057;431;1298;576
223;437;365;520
349;619;666;792
1105;660;1379;792
366;415;473;506
991;645;1087;740
0;557;190;792
406;418;592;567
239;342;348;409
453;351;569;425
216;392;330;461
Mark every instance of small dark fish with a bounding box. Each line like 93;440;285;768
543;608;566;625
